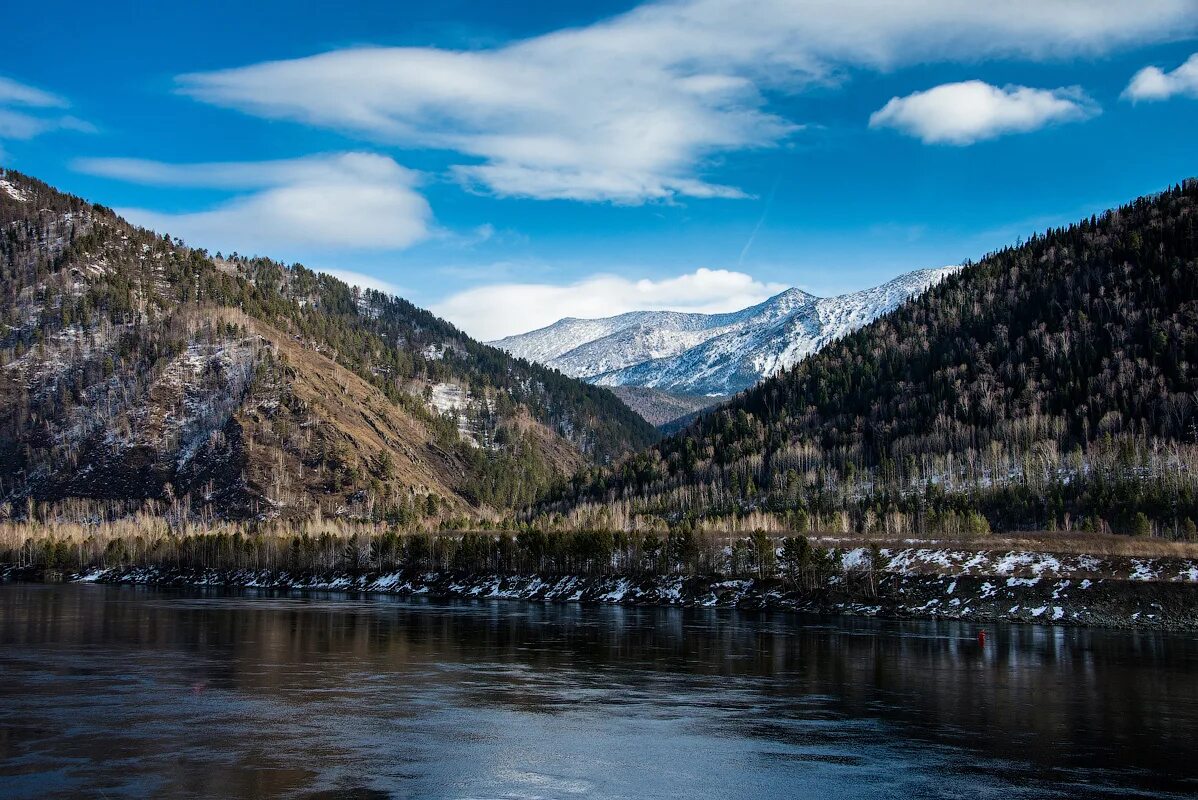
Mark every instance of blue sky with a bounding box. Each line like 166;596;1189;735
3;0;1198;339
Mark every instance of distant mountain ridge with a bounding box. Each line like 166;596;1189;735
491;268;959;396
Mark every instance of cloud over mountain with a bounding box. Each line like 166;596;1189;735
432;267;787;341
74;152;432;255
175;0;1196;203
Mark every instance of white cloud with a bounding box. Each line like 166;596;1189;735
0;75;91;147
869;81;1099;145
316;268;407;298
73;152;433;255
0;76;67;108
0;108;56;139
431;267;787;340
1123;53;1198;101
175;0;1196;203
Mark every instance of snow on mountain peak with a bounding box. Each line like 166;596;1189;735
490;266;960;396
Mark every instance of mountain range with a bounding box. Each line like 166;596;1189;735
490;267;959;398
6;167;1197;537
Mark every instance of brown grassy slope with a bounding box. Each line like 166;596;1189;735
233;315;480;517
232;316;585;520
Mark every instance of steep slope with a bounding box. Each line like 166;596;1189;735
0;169;655;524
548;180;1198;537
492;268;958;396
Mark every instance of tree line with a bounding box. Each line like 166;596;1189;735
2;520;857;589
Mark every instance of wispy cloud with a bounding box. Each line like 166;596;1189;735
175;0;1196;204
1123;53;1198;102
737;174;781;267
73;152;433;255
869;81;1099;145
0;76;71;108
0;75;93;150
432;267;788;340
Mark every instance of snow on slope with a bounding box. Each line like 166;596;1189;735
491;267;960;396
0;178;30;202
492;307;756;370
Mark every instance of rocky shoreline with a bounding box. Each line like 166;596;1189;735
5;553;1198;630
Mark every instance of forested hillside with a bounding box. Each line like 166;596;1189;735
607;386;719;428
0;169;655;525
547;180;1198;538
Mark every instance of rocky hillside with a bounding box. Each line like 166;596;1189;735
547;180;1198;537
0;169;656;524
492;268;959;396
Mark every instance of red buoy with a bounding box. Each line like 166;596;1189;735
977;630;988;647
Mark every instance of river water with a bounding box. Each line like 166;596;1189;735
0;583;1195;799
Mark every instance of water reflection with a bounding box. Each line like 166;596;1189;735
0;584;1195;799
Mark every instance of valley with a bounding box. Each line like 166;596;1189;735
6;5;1198;798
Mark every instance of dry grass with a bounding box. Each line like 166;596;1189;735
0;515;392;551
4;517;1196;562
983;531;1198;558
250;318;479;514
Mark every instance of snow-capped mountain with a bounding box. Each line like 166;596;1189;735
491;267;960;396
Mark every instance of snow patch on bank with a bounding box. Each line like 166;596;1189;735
876;547;1194;584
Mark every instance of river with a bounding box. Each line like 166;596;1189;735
1;583;1195;798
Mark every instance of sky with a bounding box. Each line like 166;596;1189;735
3;0;1198;340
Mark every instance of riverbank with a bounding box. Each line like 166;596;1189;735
5;544;1197;629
